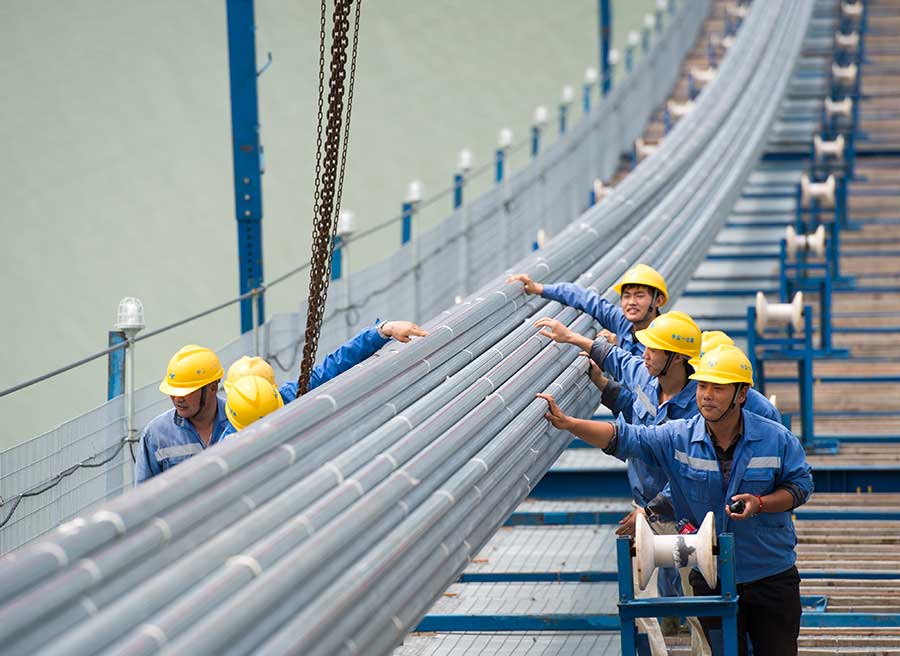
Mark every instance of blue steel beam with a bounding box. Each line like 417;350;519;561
226;0;266;333
533;466;900;496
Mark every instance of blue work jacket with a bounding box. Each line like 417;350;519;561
277;324;389;403
221;324;390;437
593;343;698;508
611;411;813;584
541;283;643;357
744;388;782;423
135;396;231;484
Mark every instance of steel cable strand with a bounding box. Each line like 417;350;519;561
173;354;592;656
40;305;588;655
157;317;596;654
258;372;592;656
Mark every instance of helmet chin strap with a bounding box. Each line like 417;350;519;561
186;385;209;421
658;351;677;377
640;289;660;323
708;385;744;423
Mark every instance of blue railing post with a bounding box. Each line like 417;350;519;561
226;0;266;334
718;534;740;656
454;149;472;209
606;48;619;92
583;67;597;114
107;331;126;401
599;0;612;95
402;181;423;245
531;106;548;158
496;129;512;184
625;31;639;74
642;14;653;53
559;86;573;135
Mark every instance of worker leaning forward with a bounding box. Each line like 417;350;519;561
538;344;813;656
135;320;426;484
508;263;668;356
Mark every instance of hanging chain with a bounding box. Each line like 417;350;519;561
298;0;362;394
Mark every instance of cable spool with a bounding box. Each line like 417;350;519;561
634;137;660;163
832;62;858;86
690;65;717;90
834;31;859;51
726;2;749;19
667;99;695;120
593;179;610;202
755;291;804;335
800;174;836;208
824;96;853;121
841;0;863;20
813;134;845;162
635;511;718;590
785;225;826;260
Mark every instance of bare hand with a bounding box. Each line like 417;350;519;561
381;321;429;343
534;317;575;345
536;393;572;430
615;508;645;537
726;493;760;521
579;351;609;391
507;273;544;296
598;328;618;346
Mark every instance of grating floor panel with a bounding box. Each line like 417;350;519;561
394;632;620;656
428;582;619;616
467;526;619;573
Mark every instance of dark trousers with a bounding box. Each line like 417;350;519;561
690;566;801;656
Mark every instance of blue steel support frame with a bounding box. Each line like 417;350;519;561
617;535;739;655
226;0;266;334
107;331;126;401
599;0;611;95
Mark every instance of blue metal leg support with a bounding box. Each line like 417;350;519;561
616;535;739;656
226;0;266;334
599;0;611;96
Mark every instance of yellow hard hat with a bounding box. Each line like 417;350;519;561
688;330;735;368
158;345;224;397
225;374;285;430
223;356;276;393
635;311;701;358
613;264;669;305
689;344;754;386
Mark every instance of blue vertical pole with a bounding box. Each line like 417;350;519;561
558;104;568;135
583;83;592;114
599;0;612;95
107;331;126;400
641;27;650;53
226;0;265;334
495;148;505;184
800;307;815;444
615;537;637;655
718;534;740;656
530;126;540;158
330;236;343;281
453;173;464;209
625;45;635;74
401;202;413;244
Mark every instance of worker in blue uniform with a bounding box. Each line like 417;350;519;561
135;345;230;484
135;321;426;483
536;310;704;652
537;343;813;656
222;320;427;433
508;263;668;357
